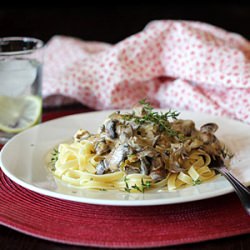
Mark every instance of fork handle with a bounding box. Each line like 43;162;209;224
218;166;250;215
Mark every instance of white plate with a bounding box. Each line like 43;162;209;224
1;110;250;206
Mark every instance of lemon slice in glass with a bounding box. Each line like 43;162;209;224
0;95;42;133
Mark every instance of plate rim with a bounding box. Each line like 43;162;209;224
2;109;246;206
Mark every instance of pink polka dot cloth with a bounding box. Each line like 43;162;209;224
43;20;250;123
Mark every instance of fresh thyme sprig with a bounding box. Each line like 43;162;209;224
125;99;181;138
139;99;180;120
138;99;154;113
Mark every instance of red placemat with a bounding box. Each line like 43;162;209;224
0;171;250;248
0;107;250;248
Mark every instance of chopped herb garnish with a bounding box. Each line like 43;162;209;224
125;99;181;138
141;179;151;192
50;148;59;170
124;176;131;193
124;177;152;193
131;183;142;192
192;179;202;185
139;99;154;113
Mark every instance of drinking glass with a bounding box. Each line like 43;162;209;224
0;37;44;144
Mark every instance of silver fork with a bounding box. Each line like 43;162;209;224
212;158;250;215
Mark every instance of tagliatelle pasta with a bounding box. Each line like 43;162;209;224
48;100;231;193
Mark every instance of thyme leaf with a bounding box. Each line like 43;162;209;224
131;183;142;192
50;148;59;171
124;176;131;193
141;179;151;193
124;177;152;193
192;179;202;185
128;99;181;138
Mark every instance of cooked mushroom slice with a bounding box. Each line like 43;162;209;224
155;134;171;148
168;159;185;173
138;149;156;158
109;111;123;120
74;129;91;142
185;138;203;150
98;124;105;134
152;135;160;147
200;134;223;157
199;125;223;157
128;136;154;152
150;157;167;182
133;105;147;117
139;156;150;175
95;140;110;155
171;119;196;136
96;160;109;175
116;124;133;143
150;169;167;182
200;123;218;133
124;165;141;174
104;119;117;139
106;144;132;171
199;132;217;144
129;121;140;131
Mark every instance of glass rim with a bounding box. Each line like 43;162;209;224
0;37;44;56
